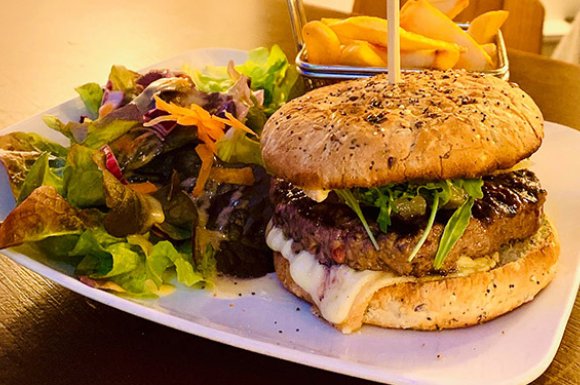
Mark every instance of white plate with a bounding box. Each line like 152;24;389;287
1;49;579;385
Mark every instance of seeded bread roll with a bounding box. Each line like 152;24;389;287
261;71;543;189
273;218;559;332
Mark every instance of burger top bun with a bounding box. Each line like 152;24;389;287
261;71;544;189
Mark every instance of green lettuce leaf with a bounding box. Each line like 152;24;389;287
0;186;86;249
190;65;231;93
17;152;65;203
69;229;205;295
0;150;45;197
82;116;141;149
75;82;104;119
42;115;84;142
127;234;169;286
153;241;203;286
236;45;298;114
196;243;217;284
0;131;67;157
43;110;140;149
0;132;67;197
63;145;105;208
108;65;140;103
244;104;268;134
151;172;196;241
73;228;138;277
36;234;83;262
93;152;164;237
190;45;297;114
216;128;263;165
128;235;205;290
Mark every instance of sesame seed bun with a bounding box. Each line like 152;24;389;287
261;71;543;189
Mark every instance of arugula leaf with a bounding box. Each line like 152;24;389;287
407;192;440;262
335;189;379;250
375;189;392;233
457;178;484;199
337;177;484;268
434;197;475;269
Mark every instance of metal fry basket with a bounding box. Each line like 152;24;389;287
286;0;510;90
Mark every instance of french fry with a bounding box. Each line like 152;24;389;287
326;16;389;46
467;10;509;44
305;2;499;71
339;41;387;67
433;48;461;69
402;29;463;57
401;0;492;70
302;21;342;65
327;16;462;58
427;0;470;19
369;44;459;70
481;43;497;57
481;43;498;67
320;18;342;26
401;50;437;68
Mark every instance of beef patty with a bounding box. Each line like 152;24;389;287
270;170;546;277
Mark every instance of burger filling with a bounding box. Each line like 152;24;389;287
270;169;546;278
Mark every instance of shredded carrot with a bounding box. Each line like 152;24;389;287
209;166;255;186
192;143;214;197
148;96;260;197
127;181;159;194
147;95;257;154
147;96;230;152
211;112;258;138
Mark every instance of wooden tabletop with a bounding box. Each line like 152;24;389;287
0;1;578;384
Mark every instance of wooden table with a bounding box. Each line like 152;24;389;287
0;1;578;384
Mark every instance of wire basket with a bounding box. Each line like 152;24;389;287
287;0;510;90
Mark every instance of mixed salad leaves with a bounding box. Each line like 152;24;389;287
0;45;297;296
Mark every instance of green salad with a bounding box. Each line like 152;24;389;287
0;45;297;296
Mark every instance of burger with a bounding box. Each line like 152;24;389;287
260;70;560;333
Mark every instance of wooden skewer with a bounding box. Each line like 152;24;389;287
387;0;401;84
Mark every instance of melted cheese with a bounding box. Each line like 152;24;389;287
302;188;330;202
266;226;412;327
266;225;498;331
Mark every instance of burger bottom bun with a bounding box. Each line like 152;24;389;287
273;217;559;332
